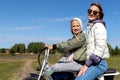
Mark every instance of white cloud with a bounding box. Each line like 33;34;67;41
14;26;33;30
35;17;71;23
14;26;42;30
32;16;86;23
0;25;45;31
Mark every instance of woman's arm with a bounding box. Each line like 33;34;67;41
56;33;86;51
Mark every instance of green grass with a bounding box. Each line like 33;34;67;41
107;56;120;71
0;60;24;80
0;54;37;80
106;56;120;80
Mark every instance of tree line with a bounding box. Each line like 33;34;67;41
0;42;43;55
0;42;120;56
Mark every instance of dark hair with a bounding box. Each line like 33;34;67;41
90;2;104;19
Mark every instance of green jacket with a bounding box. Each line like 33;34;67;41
56;32;86;54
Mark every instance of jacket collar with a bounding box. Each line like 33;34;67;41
87;20;106;27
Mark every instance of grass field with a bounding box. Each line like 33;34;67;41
0;60;24;80
0;54;37;80
0;54;120;80
106;56;120;80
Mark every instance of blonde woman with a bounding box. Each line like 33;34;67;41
45;17;86;75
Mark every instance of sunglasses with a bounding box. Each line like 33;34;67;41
88;9;99;16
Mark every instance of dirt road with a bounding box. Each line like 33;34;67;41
12;59;36;80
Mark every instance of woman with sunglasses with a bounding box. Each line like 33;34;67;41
75;2;109;80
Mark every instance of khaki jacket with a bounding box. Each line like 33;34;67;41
56;32;86;61
56;32;86;52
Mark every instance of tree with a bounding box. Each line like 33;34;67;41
119;48;120;56
18;44;26;53
10;44;18;52
9;43;26;55
0;48;6;53
114;46;119;56
107;43;114;56
27;42;45;54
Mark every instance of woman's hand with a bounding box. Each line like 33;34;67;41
77;64;88;76
45;44;53;49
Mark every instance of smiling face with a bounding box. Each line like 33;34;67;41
88;5;100;21
71;20;81;35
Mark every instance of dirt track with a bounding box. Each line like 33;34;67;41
11;59;36;80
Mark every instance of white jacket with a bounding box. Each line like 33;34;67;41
84;22;110;59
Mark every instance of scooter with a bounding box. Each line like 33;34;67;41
23;48;120;80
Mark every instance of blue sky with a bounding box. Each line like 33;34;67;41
0;0;120;48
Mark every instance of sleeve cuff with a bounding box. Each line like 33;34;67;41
89;54;101;64
53;44;57;50
85;59;93;67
